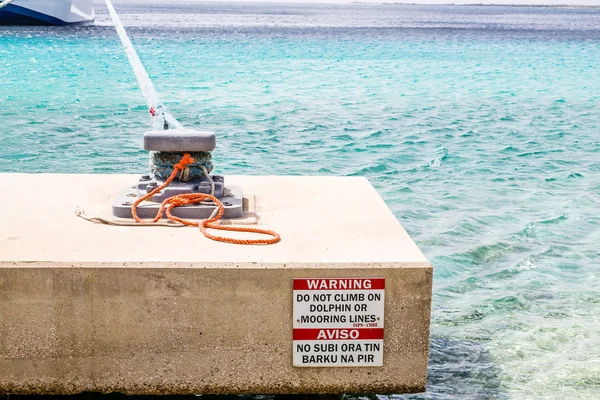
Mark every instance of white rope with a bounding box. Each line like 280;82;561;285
76;208;184;227
0;0;16;10
103;0;182;130
200;164;216;196
76;203;219;227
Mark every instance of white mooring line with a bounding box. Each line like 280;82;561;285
103;0;182;130
0;0;17;11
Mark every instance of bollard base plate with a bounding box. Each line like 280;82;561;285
111;184;244;219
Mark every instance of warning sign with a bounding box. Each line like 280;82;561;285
293;277;385;367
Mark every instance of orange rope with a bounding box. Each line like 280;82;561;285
132;153;281;245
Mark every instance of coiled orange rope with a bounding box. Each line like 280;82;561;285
132;153;280;245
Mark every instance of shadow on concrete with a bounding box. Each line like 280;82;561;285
1;338;503;400
0;396;257;400
0;395;340;400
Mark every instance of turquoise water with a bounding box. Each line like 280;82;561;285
1;2;600;399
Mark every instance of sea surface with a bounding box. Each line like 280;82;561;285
1;1;600;399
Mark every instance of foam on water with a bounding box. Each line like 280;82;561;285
1;2;600;399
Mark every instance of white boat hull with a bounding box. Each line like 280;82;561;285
0;0;94;25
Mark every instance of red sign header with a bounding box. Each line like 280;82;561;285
293;328;384;341
293;278;385;291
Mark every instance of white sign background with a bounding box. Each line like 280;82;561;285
293;277;385;367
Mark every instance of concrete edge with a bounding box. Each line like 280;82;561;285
0;261;433;269
0;382;427;396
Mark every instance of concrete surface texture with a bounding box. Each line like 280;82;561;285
0;173;432;395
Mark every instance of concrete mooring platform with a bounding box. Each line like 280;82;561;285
0;174;432;395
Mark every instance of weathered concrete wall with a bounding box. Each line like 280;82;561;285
0;174;432;395
0;267;431;395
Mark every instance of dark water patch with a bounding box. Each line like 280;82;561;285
443;276;483;294
331;134;354;142
346;338;505;400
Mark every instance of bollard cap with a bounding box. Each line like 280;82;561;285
143;129;216;152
